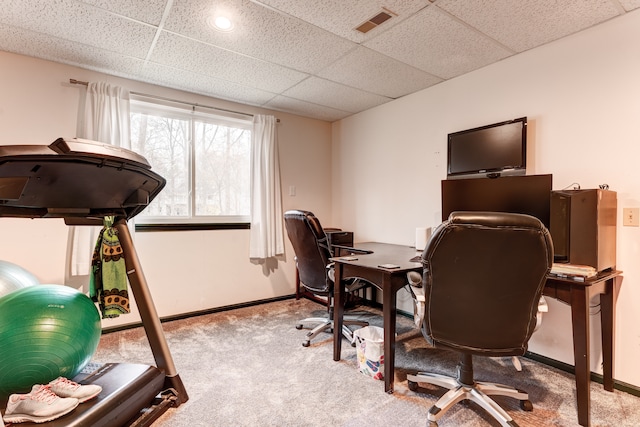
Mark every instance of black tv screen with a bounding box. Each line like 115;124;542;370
441;174;552;228
447;117;527;179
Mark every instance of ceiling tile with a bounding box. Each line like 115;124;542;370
282;77;392;113
317;46;442;99
619;0;640;11
437;0;623;52
163;0;356;73
0;23;145;77
255;0;430;43
263;95;351;122
0;0;156;59
140;62;278;107
364;6;512;79
79;0;168;25
149;32;308;93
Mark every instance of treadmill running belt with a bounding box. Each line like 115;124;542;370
0;363;165;427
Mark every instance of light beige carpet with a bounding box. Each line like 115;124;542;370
93;298;640;427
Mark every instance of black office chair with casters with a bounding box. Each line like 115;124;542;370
284;210;369;347
407;211;553;427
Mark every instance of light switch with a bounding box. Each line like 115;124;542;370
289;185;296;196
623;208;639;226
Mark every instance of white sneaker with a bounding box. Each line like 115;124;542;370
3;384;79;424
48;377;102;403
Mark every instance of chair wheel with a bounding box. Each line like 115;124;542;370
296;324;303;330
428;421;438;427
408;380;418;391
302;341;310;347
520;399;533;411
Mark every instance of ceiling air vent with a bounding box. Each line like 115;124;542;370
355;8;397;34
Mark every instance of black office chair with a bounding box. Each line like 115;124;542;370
407;211;553;427
284;210;369;347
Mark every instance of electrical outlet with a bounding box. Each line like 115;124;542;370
623;208;639;227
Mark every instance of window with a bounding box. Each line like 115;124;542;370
130;98;252;225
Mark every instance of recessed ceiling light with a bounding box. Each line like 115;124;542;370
207;15;234;32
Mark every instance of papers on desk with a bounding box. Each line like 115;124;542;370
378;263;401;269
550;263;597;281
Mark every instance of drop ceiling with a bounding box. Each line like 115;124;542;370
1;0;638;122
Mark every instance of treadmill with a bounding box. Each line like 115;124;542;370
0;138;187;426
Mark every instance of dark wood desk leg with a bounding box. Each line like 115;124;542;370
333;263;345;361
570;286;591;427
382;275;396;394
600;277;620;392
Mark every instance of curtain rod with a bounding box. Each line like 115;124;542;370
69;78;279;122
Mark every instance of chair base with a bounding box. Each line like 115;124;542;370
296;317;369;347
511;356;522;371
407;372;532;427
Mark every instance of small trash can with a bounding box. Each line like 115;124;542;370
352;326;385;380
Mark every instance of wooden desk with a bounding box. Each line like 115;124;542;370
544;270;622;427
332;242;421;393
332;242;622;427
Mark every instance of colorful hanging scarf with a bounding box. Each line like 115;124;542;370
89;216;130;318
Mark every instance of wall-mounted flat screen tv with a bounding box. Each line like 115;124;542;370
447;117;527;179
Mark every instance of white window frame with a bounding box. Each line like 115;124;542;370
130;97;252;225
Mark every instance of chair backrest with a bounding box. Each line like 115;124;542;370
284;210;333;295
421;211;553;357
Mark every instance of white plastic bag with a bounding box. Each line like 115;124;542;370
352;326;385;380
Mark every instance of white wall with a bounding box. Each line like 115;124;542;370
332;10;640;387
0;51;333;328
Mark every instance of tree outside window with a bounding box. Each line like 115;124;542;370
130;100;251;224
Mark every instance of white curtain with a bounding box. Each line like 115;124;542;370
65;82;131;288
249;115;284;259
82;82;131;148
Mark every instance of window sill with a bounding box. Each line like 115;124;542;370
135;223;250;232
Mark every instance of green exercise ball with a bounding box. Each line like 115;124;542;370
0;260;39;298
0;284;101;397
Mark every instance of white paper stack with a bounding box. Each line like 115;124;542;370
550;263;597;279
